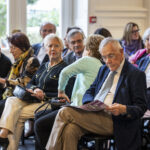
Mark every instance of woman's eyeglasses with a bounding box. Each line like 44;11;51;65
132;29;140;34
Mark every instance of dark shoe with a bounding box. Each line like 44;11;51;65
0;137;9;150
24;131;34;139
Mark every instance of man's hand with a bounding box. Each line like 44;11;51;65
105;103;127;116
58;90;70;103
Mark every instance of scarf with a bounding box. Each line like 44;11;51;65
122;40;142;57
8;50;30;80
2;49;31;99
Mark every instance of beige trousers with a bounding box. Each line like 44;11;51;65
46;107;113;150
0;96;50;150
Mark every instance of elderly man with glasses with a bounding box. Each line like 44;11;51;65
32;22;56;65
63;29;85;65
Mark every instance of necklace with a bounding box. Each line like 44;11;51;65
47;64;51;72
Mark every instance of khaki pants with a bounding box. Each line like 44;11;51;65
46;107;113;150
0;96;50;150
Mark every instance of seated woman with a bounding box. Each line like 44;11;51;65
120;22;144;59
0;33;68;150
34;34;104;150
0;32;40;116
129;27;150;66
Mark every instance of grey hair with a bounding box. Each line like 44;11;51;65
66;29;85;42
99;37;122;53
40;22;56;33
143;28;150;43
43;33;64;50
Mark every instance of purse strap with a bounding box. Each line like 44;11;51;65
34;100;51;114
34;97;63;116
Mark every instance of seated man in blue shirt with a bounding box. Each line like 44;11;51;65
46;37;147;150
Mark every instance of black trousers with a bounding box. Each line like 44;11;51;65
0;99;6;118
147;88;150;110
34;109;58;150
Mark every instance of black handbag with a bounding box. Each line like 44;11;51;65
50;98;69;110
13;85;41;103
34;97;69;118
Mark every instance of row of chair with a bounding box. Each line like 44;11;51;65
21;110;150;150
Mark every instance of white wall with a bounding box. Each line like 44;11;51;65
72;0;89;36
87;0;148;39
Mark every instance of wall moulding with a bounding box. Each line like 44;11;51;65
96;14;147;18
95;7;147;12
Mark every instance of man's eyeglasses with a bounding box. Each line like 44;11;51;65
42;29;54;33
132;29;140;34
102;54;116;61
70;39;83;45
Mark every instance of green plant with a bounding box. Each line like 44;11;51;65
27;0;39;5
0;0;6;38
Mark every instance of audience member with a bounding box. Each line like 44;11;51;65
63;29;85;65
62;26;81;57
138;54;150;109
0;32;39;100
129;27;150;66
120;22;144;59
28;22;56;137
0;33;40;150
0;48;12;99
46;37;147;150
59;34;104;105
94;27;112;37
32;22;56;65
34;34;104;150
0;34;70;150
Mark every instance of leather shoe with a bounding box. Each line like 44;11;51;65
24;130;34;138
0;137;9;150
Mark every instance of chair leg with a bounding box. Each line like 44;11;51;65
21;128;25;145
95;139;104;150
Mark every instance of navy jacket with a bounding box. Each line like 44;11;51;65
138;55;150;109
138;55;150;71
0;53;11;78
63;51;76;65
0;53;12;99
82;60;147;150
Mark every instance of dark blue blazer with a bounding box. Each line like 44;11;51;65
63;51;76;65
138;55;150;71
0;53;12;99
32;43;49;65
82;60;147;150
138;55;150;109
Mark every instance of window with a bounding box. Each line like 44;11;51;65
27;0;60;44
0;0;7;48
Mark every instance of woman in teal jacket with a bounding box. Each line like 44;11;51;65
58;34;104;106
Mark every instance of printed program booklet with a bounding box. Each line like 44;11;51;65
64;100;108;111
